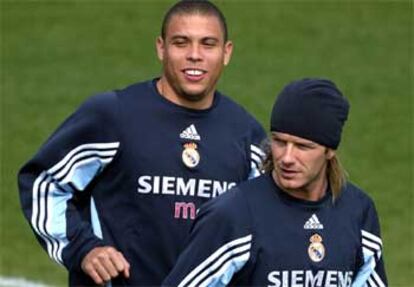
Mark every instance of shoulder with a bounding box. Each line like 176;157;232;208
218;93;261;125
82;91;118;112
337;182;378;222
198;185;252;226
201;176;270;220
81;80;154;117
236;174;272;196
217;92;266;138
340;182;376;207
74;91;120;127
116;79;153;95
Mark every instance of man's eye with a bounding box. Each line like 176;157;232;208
273;139;285;146
204;41;217;47
173;40;187;46
297;143;312;150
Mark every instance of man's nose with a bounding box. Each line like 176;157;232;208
281;144;295;165
187;44;202;62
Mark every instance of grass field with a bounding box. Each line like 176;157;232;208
1;0;412;286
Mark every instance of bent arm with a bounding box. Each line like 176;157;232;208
18;92;120;271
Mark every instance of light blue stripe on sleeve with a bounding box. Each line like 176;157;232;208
48;156;114;262
178;235;252;287
91;196;112;287
202;251;250;287
352;247;375;287
248;161;261;179
31;142;119;265
90;197;103;239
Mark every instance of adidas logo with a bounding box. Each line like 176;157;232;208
304;214;324;230
180;124;201;141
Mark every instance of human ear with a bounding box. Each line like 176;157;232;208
223;41;233;66
156;36;165;61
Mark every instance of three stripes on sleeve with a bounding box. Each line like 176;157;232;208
177;234;252;287
30;142;119;265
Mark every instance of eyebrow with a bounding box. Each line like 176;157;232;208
272;134;317;146
298;141;317;146
170;35;188;41
169;35;220;42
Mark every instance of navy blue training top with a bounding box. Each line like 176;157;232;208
18;79;266;286
163;174;387;287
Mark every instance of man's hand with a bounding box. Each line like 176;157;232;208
81;246;130;285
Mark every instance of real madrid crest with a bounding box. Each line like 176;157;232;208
308;233;325;262
182;143;200;169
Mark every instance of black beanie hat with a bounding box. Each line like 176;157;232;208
270;78;349;149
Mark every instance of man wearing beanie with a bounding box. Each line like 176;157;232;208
163;78;387;287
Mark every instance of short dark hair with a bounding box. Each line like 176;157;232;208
161;0;228;42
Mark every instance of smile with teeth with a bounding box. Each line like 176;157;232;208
184;69;205;76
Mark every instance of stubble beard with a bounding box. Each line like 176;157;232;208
166;72;214;104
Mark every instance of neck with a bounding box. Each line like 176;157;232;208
272;170;328;202
156;77;214;110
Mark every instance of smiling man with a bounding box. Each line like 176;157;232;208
163;78;387;287
156;10;232;109
18;1;266;286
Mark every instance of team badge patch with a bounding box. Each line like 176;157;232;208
308;233;325;262
182;143;200;168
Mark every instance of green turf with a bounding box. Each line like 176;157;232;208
1;0;412;285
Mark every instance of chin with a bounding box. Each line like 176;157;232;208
181;90;208;102
278;178;303;191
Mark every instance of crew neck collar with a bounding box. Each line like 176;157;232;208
266;173;332;209
150;78;221;114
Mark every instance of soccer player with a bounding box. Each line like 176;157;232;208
163;79;387;287
17;1;266;285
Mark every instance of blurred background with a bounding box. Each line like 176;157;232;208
1;0;412;286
